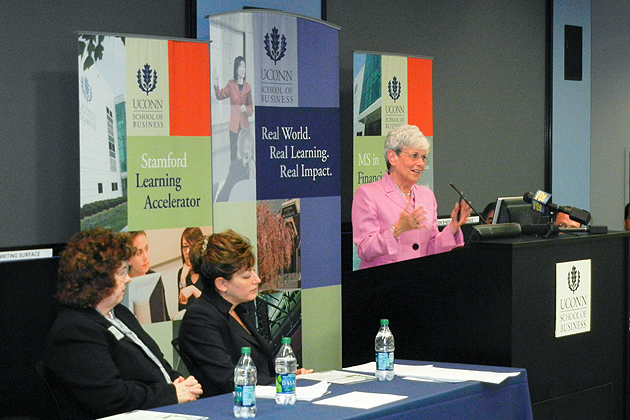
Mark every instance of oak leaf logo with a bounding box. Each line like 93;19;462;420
264;27;287;65
567;266;580;293
388;76;402;102
137;64;158;95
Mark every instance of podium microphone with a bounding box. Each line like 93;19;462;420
523;191;591;225
449;183;484;223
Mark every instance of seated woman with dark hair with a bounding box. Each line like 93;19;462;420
44;228;202;419
178;229;309;397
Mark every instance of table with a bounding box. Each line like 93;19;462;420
153;360;533;420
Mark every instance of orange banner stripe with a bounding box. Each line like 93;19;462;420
407;57;433;136
168;41;211;136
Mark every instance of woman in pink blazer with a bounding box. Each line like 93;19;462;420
352;125;471;269
214;56;254;161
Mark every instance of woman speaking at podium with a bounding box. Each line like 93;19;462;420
352;124;470;269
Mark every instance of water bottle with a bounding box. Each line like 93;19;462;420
375;319;395;381
274;337;297;405
234;347;257;418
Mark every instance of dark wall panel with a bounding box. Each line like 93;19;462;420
0;0;186;248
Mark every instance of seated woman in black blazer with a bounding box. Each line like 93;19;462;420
178;229;309;397
44;228;202;419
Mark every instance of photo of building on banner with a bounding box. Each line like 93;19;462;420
78;34;212;233
208;10;341;363
352;52;434;270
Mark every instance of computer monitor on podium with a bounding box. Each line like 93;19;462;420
492;196;550;226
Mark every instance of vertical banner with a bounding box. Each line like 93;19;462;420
78;34;213;331
209;11;341;364
352;52;433;270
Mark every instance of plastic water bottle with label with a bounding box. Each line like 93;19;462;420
275;337;297;405
375;319;395;381
234;347;257;418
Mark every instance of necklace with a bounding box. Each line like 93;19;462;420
394;181;411;197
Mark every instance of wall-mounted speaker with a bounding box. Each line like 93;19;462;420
564;25;583;81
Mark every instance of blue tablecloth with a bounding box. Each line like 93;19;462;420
153;360;533;420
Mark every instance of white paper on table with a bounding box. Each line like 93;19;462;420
299;370;376;384
98;411;208;420
255;380;330;401
400;376;444;383
394;364;465;382
342;362;433;375
342;361;379;374
312;391;407;409
398;365;520;384
343;362;520;384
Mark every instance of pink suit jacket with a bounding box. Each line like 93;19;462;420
214;79;253;133
352;173;464;269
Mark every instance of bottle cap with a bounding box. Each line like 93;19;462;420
241;347;251;354
380;319;389;325
281;337;291;344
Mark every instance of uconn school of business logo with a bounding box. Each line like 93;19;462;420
259;26;294;104
264;26;287;64
555;259;590;338
567;265;580;293
137;63;158;95
81;76;93;102
388;76;402;102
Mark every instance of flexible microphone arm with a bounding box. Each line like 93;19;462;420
450;183;485;224
523;192;591;225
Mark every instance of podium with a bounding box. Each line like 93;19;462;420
342;231;629;420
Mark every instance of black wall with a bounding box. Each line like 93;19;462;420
0;248;62;418
0;0;547;248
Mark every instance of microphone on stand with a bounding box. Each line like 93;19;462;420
449;183;484;224
449;184;523;241
522;191;591;226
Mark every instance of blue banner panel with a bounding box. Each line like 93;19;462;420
300;196;341;289
297;19;339;108
256;106;340;200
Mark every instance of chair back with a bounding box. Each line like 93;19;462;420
171;337;193;377
34;360;64;420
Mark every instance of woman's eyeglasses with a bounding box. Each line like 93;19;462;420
115;264;129;277
399;151;428;162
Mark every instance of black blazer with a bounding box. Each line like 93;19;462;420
178;289;275;397
44;304;180;419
